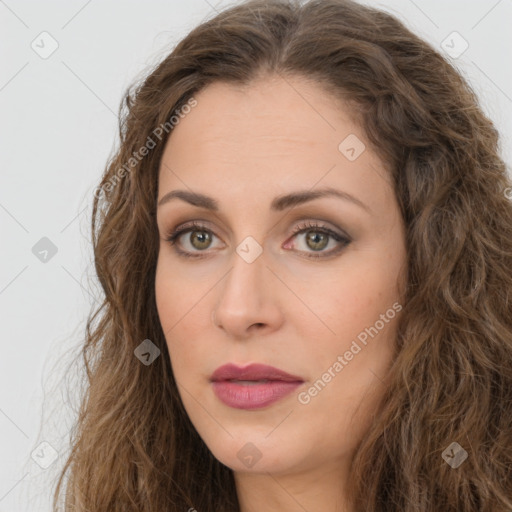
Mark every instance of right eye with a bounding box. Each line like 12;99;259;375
164;221;224;259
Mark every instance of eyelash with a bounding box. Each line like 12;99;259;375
164;220;351;260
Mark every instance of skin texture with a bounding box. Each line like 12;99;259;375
155;75;407;512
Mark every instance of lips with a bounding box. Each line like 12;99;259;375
210;363;304;383
210;363;304;410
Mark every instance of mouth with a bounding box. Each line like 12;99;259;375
210;363;304;410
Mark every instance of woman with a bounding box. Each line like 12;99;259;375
52;0;512;510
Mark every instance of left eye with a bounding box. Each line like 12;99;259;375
287;221;352;258
164;221;351;259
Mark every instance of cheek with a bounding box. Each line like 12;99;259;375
155;262;177;333
302;254;402;383
155;259;208;381
302;264;397;342
155;262;185;363
155;255;200;334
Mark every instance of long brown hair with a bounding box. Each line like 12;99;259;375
52;0;512;510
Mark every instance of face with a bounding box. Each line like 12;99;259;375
155;75;407;480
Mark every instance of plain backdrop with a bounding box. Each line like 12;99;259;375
1;0;511;510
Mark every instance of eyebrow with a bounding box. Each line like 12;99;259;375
157;187;371;214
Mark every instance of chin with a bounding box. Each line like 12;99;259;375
205;433;300;474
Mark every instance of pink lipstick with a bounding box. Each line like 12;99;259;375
210;363;304;410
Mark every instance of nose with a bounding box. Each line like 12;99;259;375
211;245;283;338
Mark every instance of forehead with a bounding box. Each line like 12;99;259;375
158;75;392;216
162;76;357;160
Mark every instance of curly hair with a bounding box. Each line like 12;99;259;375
52;0;512;510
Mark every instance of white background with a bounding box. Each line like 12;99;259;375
1;0;511;510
